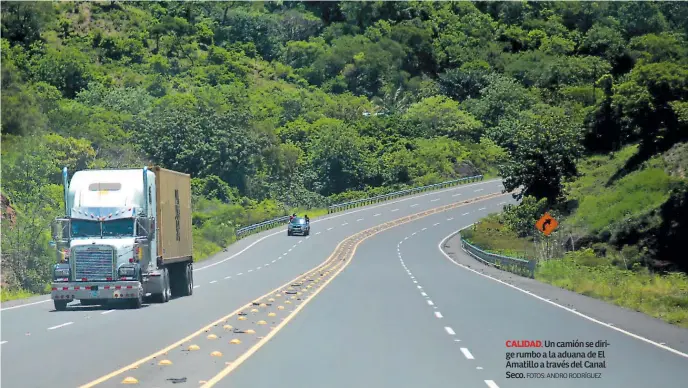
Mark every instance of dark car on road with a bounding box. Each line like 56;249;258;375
287;217;310;236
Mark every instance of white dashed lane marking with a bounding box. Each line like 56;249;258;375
209;280;217;284
225;276;232;279
0;341;7;345
452;193;462;197
247;269;253;273
447;217;454;221
461;348;475;360
327;228;333;231
431;198;440;202
256;266;262;270
397;226;503;384
474;189;483;192
391;208;399;212
316;232;321;235
357;218;364;221
342;222;348;226
48;322;73;331
478;207;486;211
272;260;276;263
433;223;440;226
462;212;470;216
373;213;381;217
410;204;419;207
237;272;243;276
421;227;427;231
193;285;201;289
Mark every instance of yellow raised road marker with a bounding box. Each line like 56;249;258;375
121;377;138;384
268;312;276;317
257;320;267;325
277;306;285;310
222;325;233;330
250;308;259;313
245;329;256;334
79;190;509;388
237;316;247;321
259;303;267;308
229;339;241;345
268;298;275;302
188;344;200;351
211;351;223;357
158;360;172;366
207;334;218;340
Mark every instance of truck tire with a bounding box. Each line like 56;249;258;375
180;262;193;297
153;268;171;303
129;290;143;309
54;300;68;311
170;262;193;297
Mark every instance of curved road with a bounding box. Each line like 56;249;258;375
3;178;688;388
1;179;504;387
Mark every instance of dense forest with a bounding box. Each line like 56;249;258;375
1;1;687;300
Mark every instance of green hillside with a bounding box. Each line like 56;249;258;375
2;1;687;302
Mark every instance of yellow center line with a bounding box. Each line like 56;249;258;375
201;191;510;387
79;191;510;387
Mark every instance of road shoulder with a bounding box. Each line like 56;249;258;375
441;232;688;354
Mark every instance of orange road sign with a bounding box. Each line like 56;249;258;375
535;212;558;236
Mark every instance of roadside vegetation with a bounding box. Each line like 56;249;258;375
2;1;687;310
464;143;688;327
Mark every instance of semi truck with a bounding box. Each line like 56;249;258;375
50;166;194;310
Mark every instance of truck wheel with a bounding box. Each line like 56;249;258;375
186;263;193;296
179;262;193;297
153;268;171;303
54;300;68;311
129;290;143;309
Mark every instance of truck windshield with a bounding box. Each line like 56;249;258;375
71;220;101;238
102;219;135;237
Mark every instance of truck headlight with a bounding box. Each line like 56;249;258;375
54;266;70;278
118;266;136;277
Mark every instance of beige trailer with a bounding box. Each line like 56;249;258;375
151;166;193;264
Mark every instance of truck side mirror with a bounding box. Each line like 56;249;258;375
136;217;155;239
51;218;70;241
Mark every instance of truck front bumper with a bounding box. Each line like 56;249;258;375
51;281;143;301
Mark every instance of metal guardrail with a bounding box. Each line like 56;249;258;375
235;215;292;239
458;232;536;279
327;175;484;214
234;175;485;240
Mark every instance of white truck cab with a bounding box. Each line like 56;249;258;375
50;166;194;310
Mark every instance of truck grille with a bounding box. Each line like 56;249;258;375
73;246;114;280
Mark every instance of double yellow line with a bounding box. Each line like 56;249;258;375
80;190;509;387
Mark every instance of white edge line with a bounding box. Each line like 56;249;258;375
437;228;688;359
1;179;502;312
0;299;51;311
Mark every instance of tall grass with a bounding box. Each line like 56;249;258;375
537;250;688;328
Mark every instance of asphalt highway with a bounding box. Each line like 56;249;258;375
0;179;507;388
4;176;687;388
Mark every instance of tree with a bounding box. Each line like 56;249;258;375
499;108;584;201
402;95;483;141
